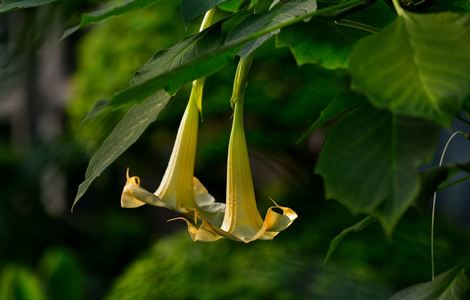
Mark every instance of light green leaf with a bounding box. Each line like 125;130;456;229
316;104;440;234
390;262;470;300
323;215;376;265
227;0;317;56
0;0;57;13
297;92;365;143
181;0;229;24
349;11;470;126
72;90;171;210
62;0;159;39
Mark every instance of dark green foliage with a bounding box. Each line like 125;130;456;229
316;105;440;234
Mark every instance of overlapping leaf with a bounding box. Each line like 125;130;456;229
99;0;358;111
277;0;395;69
63;0;159;39
349;11;470;126
316;104;440;234
227;0;317;56
72;90;171;209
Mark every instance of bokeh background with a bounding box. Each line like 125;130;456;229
1;1;469;299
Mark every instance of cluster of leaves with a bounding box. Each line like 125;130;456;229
3;0;470;297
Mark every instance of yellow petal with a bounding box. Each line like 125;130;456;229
154;83;202;212
121;169;166;208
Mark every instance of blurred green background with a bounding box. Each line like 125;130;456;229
0;1;469;299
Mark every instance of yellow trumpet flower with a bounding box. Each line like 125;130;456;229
176;54;297;243
120;9;225;220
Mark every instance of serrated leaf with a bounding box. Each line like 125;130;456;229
316;104;440;234
276;0;394;69
72;90;171;210
323;215;376;265
390;262;470;300
297;92;365;143
349;11;470;126
227;0;317;56
181;0;229;24
0;0;57;13
62;0;158;39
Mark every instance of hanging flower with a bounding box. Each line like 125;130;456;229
120;9;225;220
174;54;297;243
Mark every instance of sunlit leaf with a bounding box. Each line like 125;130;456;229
62;0;159;39
316;104;440;234
349;11;470;126
390;262;470;300
73;90;171;209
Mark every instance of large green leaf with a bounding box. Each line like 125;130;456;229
316;104;440;234
181;0;229;24
98;0;364;111
391;262;470;300
227;0;317;56
62;0;159;39
276;0;395;69
72;90;171;210
0;0;57;12
349;11;470;126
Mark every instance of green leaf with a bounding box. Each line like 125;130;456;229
349;11;470;126
323;215;377;265
297;92;365;143
227;0;317;56
132;22;225;87
316;104;440;234
390;262;470;300
62;0;159;39
0;0;57;13
276;0;394;69
72;90;171;210
98;0;361;112
218;0;243;13
181;0;229;24
276;19;364;69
